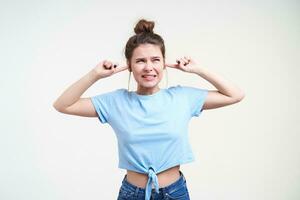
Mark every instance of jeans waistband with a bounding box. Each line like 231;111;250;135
121;170;186;194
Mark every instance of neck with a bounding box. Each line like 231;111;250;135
136;86;160;95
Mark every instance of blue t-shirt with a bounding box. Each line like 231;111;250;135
91;85;208;200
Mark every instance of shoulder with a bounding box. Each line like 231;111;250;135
96;88;126;96
166;84;207;93
165;84;182;92
91;88;128;102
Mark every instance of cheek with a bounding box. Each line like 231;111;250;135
132;64;145;72
159;72;164;79
157;70;164;80
157;66;164;74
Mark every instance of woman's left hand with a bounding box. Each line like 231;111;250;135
165;56;200;74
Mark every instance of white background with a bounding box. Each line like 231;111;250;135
1;0;299;199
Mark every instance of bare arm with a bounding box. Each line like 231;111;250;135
53;60;128;117
194;67;245;110
167;56;245;110
53;69;100;117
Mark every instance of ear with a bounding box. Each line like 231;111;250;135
127;60;132;72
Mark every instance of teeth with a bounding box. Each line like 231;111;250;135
142;75;156;77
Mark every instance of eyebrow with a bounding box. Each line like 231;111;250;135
135;56;161;60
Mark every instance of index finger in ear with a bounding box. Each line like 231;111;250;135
115;63;129;72
165;63;178;68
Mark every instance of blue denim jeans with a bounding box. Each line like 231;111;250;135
117;170;190;200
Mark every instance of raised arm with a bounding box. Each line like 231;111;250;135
53;60;128;117
166;56;245;110
194;67;245;110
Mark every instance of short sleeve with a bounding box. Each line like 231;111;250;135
178;85;208;117
90;91;113;124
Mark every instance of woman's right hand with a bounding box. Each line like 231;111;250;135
92;60;128;79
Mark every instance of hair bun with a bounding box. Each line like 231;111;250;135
134;19;155;34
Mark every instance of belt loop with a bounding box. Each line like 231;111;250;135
181;171;186;182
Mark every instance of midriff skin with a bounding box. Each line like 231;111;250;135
126;165;181;188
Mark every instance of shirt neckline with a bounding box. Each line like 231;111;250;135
132;88;165;99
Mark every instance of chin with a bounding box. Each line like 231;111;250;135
139;81;160;88
140;83;157;88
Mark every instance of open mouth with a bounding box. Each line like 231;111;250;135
142;75;157;78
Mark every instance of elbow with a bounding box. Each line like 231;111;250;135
53;103;60;112
53;102;64;113
234;91;246;102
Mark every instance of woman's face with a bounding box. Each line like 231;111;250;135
129;43;165;95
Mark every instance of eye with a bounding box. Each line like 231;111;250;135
154;59;160;62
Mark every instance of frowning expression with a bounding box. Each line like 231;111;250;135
129;43;165;94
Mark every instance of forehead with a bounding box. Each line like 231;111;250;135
132;44;162;59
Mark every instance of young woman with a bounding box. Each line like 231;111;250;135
53;19;245;200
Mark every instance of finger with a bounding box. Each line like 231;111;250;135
110;62;117;73
107;61;113;69
113;62;118;69
175;59;185;67
181;57;189;65
179;58;187;67
184;56;191;62
112;62;122;72
182;57;189;64
176;59;183;66
180;58;189;66
103;60;110;69
165;63;178;68
114;63;129;72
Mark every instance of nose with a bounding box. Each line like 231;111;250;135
144;61;154;71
